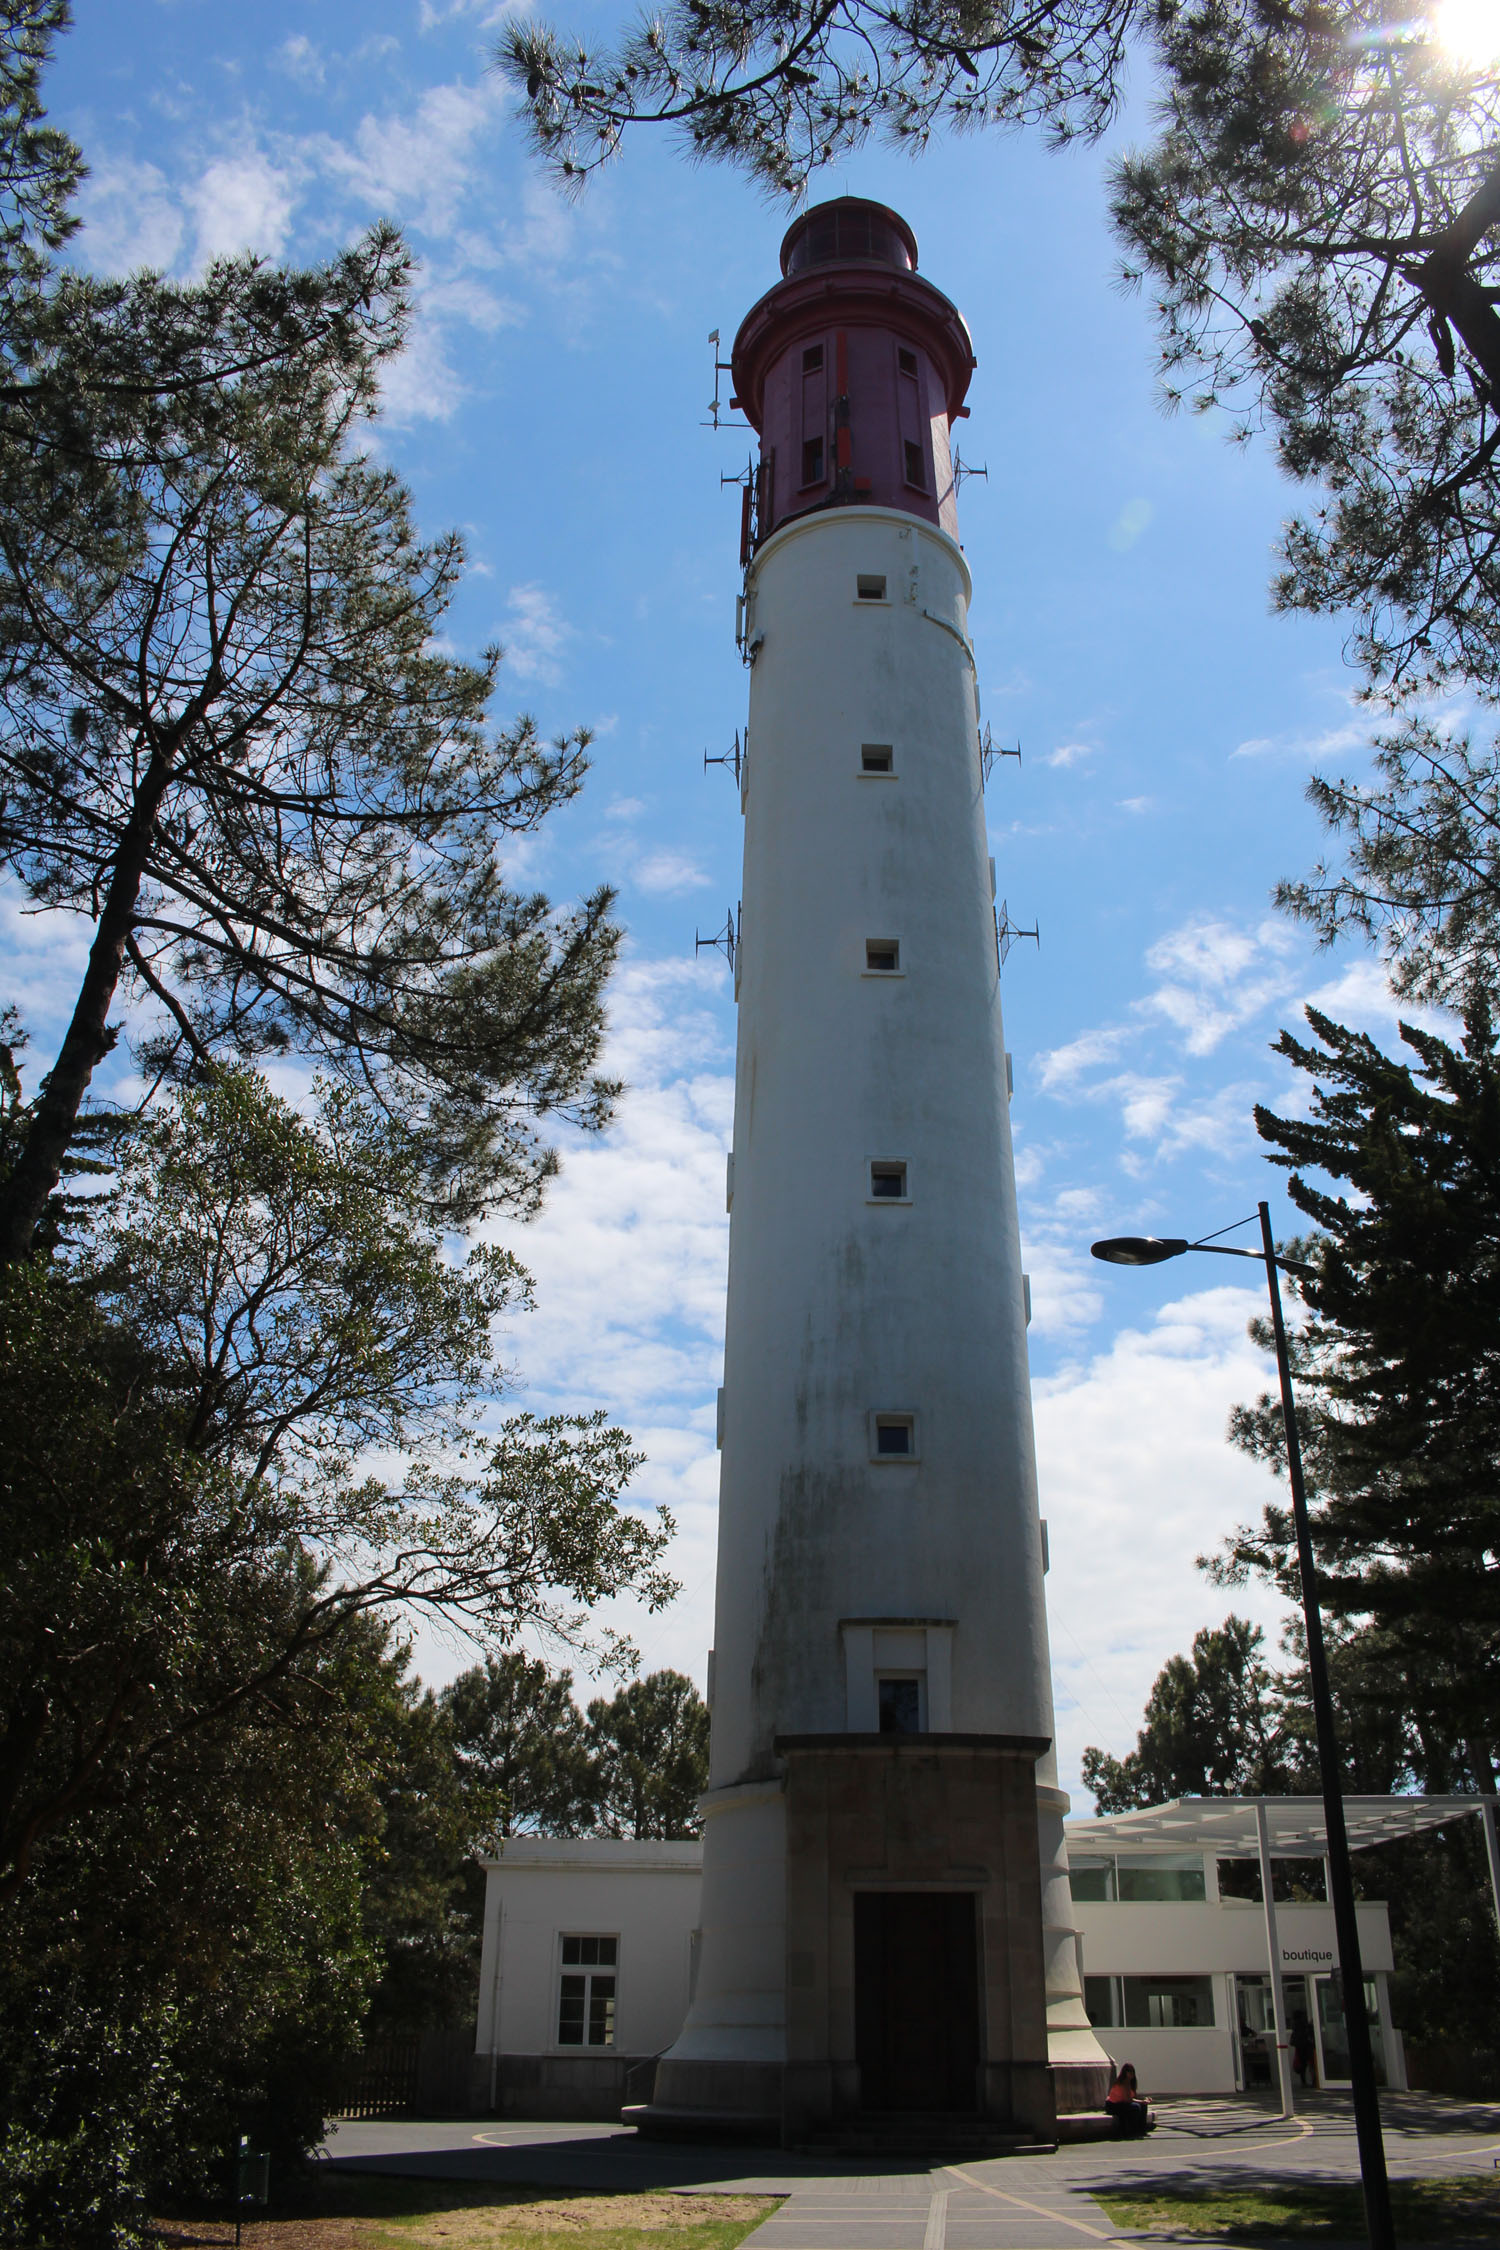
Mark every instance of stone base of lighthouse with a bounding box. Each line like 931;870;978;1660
637;1742;1090;2147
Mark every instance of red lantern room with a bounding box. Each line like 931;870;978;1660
729;197;976;559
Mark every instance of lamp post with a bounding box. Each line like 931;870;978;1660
1091;1202;1394;2250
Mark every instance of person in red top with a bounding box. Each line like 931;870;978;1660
1104;2063;1153;2135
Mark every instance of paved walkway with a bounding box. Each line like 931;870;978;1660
324;2093;1500;2247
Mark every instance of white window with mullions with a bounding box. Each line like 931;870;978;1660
556;1933;618;2048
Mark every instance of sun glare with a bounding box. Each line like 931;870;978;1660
1433;0;1500;67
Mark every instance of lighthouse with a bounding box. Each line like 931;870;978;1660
644;199;1110;2145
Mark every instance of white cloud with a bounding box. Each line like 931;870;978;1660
1034;1282;1292;1802
1117;796;1151;815
275;35;325;87
501;584;572;685
1230;716;1370;764
1039;1025;1130;1091
1141;915;1298;1057
0;881;94;1060
317;79;501;237
1107;496;1153;552
423;274;526;334
75;157;185;275
456;956;736;1691
634;851;712;896
378;319;466;425
1043;740;1095;769
192;151;298;266
1037;912;1323;1162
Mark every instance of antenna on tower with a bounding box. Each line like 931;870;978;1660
703;331;749;431
979;725;1021;785
696;904;739;971
954;449;989;491
994;900;1040;970
704;731;744;788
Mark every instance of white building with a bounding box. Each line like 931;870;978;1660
474;1796;1500;2114
472;1838;702;2119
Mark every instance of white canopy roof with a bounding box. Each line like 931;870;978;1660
1066;1794;1493;1857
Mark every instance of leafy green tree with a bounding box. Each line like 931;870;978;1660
345;1649;499;2040
1220;1002;1500;1785
0;1252;670;1905
585;1669;709;1839
0;1607;389;2250
444;1651;595;1837
82;1064;529;1488
1081;1615;1293;1812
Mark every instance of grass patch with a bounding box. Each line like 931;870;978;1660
154;2175;780;2250
1097;2174;1500;2241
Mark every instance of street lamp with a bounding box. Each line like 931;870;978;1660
1091;1202;1394;2250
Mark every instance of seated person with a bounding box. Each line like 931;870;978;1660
1104;2062;1153;2135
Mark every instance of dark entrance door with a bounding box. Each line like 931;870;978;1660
854;1890;979;2113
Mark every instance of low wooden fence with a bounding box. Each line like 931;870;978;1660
331;2025;475;2118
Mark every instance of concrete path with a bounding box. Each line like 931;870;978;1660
743;2166;1123;2250
323;2092;1500;2247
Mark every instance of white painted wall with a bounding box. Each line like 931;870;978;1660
668;503;1102;2083
475;1839;701;2061
1072;1898;1395;1978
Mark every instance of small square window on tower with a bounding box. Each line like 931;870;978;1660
871;1412;917;1460
861;744;894;774
856;575;887;601
869;1161;908;1201
801;436;825;487
877;1675;923;1734
898;346;918;377
903;439;926;490
803;343;824;373
864;939;900;974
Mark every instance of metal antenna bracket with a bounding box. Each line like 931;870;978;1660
696;904;739;970
995;900;1040;970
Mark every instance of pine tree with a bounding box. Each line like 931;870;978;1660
498;0;1141;197
443;1652;596;1837
1221;1002;1500;1783
1081;1615;1293;1811
0;10;620;1260
585;1670;710;1838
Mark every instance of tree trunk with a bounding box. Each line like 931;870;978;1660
0;755;171;1262
1466;1737;1498;1797
1418;150;1500;406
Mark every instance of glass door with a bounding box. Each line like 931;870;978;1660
1313;1975;1386;2086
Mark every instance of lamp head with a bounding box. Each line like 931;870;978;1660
1090;1236;1190;1267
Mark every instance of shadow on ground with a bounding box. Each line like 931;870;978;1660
324;2132;927;2190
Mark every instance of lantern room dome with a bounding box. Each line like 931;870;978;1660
779;198;919;278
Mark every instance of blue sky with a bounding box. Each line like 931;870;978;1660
8;0;1444;1803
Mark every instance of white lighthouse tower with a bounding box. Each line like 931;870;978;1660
644;200;1109;2145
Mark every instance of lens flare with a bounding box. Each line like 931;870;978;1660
1433;0;1500;66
